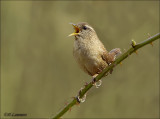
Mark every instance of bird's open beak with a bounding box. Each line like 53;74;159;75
68;23;80;37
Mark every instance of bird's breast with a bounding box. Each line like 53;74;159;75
73;39;107;76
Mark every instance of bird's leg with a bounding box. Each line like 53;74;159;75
91;74;98;84
91;74;102;88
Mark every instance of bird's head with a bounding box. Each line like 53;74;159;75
69;22;97;40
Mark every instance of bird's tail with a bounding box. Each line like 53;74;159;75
107;48;122;64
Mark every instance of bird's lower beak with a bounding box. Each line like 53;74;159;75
68;23;80;37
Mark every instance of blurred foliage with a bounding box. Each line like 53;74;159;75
1;1;159;118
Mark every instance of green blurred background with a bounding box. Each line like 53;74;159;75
1;1;159;118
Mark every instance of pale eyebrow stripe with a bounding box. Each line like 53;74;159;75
85;25;94;31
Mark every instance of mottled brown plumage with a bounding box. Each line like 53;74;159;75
69;22;121;77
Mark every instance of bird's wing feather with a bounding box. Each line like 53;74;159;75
101;51;110;65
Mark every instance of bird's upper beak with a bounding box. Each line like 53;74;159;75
68;23;80;37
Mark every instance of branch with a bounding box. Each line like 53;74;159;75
52;33;160;119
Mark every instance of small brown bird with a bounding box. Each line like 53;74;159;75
69;22;121;78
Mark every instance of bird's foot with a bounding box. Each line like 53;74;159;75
91;74;98;84
76;87;87;103
91;74;102;88
76;94;86;103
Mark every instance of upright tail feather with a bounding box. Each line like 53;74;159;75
107;48;122;64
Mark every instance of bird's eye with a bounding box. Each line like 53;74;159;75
83;26;87;30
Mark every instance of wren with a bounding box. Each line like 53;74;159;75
69;22;121;78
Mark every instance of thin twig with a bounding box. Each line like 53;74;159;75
52;33;160;119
